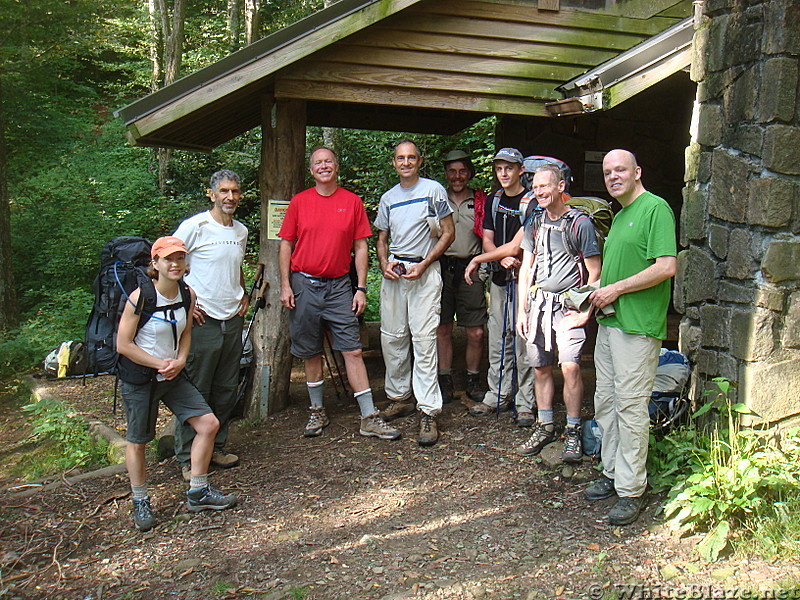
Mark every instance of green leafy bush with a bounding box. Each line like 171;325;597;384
649;378;800;561
17;396;109;479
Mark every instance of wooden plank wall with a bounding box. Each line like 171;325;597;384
275;0;687;117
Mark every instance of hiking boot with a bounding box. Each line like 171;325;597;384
607;496;644;526
379;400;416;422
469;400;510;416
186;484;237;513
438;374;455;404
466;373;488;401
562;424;583;463
304;407;329;437
360;413;401;440
181;465;192;482
585;474;616;500
516;422;557;456
418;412;439;447
211;450;239;468
132;496;156;532
516;411;535;427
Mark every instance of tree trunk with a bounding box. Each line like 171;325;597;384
227;0;242;50
148;0;185;195
0;81;19;330
244;0;261;45
248;96;306;418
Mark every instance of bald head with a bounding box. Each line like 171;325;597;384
602;149;644;206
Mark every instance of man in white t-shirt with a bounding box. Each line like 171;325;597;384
375;140;454;446
173;170;249;480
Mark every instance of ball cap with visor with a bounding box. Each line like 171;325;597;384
151;236;187;259
492;147;524;164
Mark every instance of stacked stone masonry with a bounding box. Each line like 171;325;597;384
678;0;800;424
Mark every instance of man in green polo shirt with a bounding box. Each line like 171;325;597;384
586;149;677;526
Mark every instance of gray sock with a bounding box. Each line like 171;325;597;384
354;388;376;418
566;415;582;428
538;409;554;426
131;483;148;500
189;473;208;490
438;368;451;376
307;380;324;408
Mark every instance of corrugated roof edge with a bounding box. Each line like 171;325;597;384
114;0;379;124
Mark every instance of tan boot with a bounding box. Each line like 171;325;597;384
418;411;439;447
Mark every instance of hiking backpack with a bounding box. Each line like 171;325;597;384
84;236;191;385
529;196;614;263
520;155;572;192
489;155;574;231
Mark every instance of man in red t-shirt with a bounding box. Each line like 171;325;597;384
279;146;400;441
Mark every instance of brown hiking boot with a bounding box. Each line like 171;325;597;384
211;450;239;468
469;399;510;416
360;413;401;440
379;400;416;422
418;411;439;447
304;407;329;437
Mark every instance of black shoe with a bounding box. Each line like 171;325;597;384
562;424;583;463
466;373;488;401
516;422;557;456
187;485;237;513
585;475;616;500
438;374;455;404
607;496;644;526
132;496;156;532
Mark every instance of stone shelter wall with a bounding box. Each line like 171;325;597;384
676;0;800;423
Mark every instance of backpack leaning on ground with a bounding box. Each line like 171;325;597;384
84;236;191;386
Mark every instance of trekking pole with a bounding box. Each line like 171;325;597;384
235;263;268;408
509;276;519;419
324;328;348;395
495;279;512;417
321;330;344;403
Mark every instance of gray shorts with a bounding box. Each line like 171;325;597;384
121;376;212;444
525;303;586;367
289;271;361;358
439;257;487;327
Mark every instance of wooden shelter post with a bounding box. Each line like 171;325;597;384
247;95;306;418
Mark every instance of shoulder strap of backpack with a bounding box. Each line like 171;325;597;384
490;189;502;223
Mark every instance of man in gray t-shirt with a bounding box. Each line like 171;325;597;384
375;140;454;447
516;166;601;462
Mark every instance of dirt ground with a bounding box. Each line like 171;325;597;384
1;326;798;600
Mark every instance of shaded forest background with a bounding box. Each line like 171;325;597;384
0;0;497;376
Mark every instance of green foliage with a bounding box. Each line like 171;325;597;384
288;586;310;600
17;396;109;479
649;378;800;562
307;116;497;215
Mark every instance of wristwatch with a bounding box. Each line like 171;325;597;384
355;286;367;294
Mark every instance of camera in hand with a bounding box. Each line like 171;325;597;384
392;262;407;276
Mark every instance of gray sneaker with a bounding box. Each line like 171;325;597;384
304;407;329;437
379;400;416;422
561;424;583;463
516;422;557;456
360;413;401;440
132;496;156;532
186;484;237;513
607;496;644;525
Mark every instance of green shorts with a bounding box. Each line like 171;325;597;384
121;376;212;444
